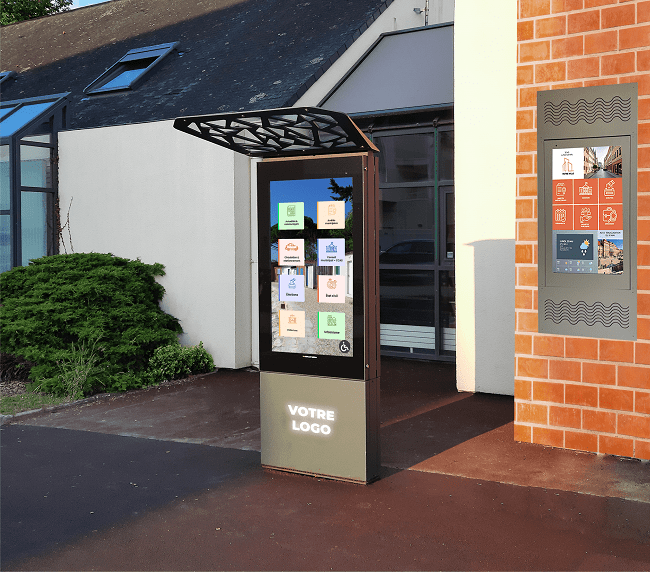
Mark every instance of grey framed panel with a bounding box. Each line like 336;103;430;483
261;372;380;483
537;84;638;340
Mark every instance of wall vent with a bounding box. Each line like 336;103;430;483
543;96;632;126
543;299;630;329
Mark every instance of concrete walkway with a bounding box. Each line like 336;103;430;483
2;358;649;570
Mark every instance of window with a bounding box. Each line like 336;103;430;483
84;43;178;94
0;93;68;272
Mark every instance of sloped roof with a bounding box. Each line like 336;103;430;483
0;0;393;130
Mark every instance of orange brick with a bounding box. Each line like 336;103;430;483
535;61;566;83
534;335;564;357
549;359;581;381
618;365;650;390
638;270;650;292
517;110;534;130
568;10;600;34
516;244;534;264
640;193;650;216
520;41;552;63
566;337;598;360
521;0;551;18
516;288;534;310
599;387;634;411
565;430;598;452
518;131;537;153
583;409;617;433
636;391;650;414
618;414;650;439
639;244;650;267
582;361;616;385
514;422;533;443
641;98;650;121
516;378;533;400
518;356;549;378
620;25;650;50
549;405;582;428
518;21;535;42
533;426;564;447
519;266;538;287
599;434;634;457
624;74;650;96
519;176;538;197
640;1;650;23
552;0;583;13
518;221;538;241
518;65;534;86
640;146;650;169
584;30;617;54
638;49;650;72
516;333;534;354
640;171;650;194
602;4;636;29
639;293;650;316
585;0;616;6
639;218;650;240
516;154;534;175
552;36;584;58
518;310;539;333
638;319;650;342
566;383;598;407
534;380;565;402
599;339;634;363
536;15;567;38
550;81;585;90
635;439;650;460
636;342;650;365
517;402;548;424
602;52;636;76
567;57;600;79
584;77;618;87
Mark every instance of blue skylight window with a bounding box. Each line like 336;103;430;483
0;102;54;137
0;71;17;85
84;42;179;95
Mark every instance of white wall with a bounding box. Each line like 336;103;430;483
454;2;516;395
58;120;252;369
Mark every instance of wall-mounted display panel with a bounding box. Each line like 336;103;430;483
537;84;637;340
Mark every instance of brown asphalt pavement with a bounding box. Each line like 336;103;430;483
2;358;650;570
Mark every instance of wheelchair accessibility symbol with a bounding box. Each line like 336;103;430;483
339;340;351;354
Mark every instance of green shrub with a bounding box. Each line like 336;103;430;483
0;253;182;396
146;341;215;384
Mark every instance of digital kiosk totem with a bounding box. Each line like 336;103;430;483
174;108;381;483
537;84;638;340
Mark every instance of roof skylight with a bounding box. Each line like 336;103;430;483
84;42;179;95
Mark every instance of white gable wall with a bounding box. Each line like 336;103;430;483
58;120;252;369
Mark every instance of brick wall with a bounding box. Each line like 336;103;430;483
516;0;650;460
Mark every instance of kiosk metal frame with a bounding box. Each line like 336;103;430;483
174;108;381;483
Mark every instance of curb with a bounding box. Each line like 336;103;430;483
0;370;223;426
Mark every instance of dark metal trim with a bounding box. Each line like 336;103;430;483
173;107;379;158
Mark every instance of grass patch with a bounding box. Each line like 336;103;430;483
1;393;70;416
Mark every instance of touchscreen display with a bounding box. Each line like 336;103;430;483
270;177;354;357
551;145;623;275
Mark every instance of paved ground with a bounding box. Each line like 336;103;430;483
2;358;650;570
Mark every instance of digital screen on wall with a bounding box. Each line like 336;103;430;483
551;145;624;275
258;156;366;379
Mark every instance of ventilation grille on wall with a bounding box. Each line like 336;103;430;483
543;299;630;329
543;96;632;126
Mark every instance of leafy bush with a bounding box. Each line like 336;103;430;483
146;342;215;384
0;253;182;395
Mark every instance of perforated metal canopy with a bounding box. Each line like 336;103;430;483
173;107;378;158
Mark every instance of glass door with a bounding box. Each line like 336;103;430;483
372;125;455;360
